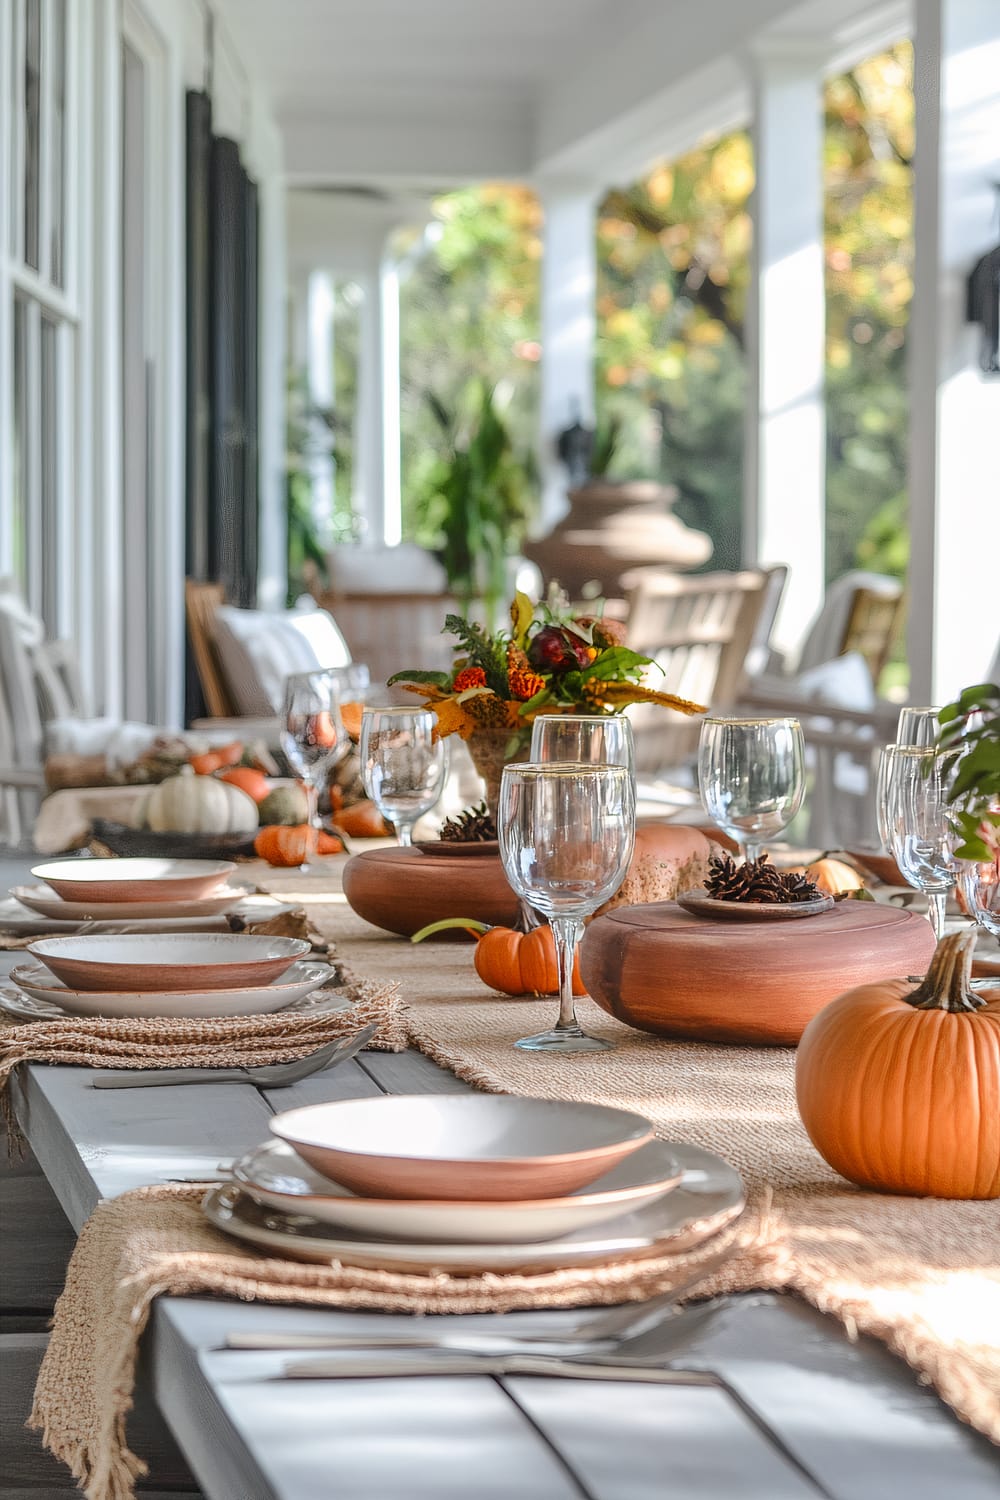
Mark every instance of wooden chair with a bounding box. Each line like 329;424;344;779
184;580;238;719
621;568;772;776
839;584;906;687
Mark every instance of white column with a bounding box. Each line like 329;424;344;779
353;239;402;550
537;181;598;533
744;44;826;662
908;0;1000;703
380;257;402;548
306;269;336;545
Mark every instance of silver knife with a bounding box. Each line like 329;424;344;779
277;1352;717;1384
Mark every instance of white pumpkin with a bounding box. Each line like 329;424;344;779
135;767;259;835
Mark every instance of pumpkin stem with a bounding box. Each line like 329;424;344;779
908;928;986;1013
411;918;488;944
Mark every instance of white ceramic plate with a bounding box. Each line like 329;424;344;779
27;933;311;991
31;857;237;903
0;893;300;937
11;883;252;922
0;977;352;1025
269;1095;654;1202
204;1142;745;1274
233;1138;683;1243
6;960;337;1019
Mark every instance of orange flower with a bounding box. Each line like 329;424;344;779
453;666;487;691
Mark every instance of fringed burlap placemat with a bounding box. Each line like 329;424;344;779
29;1179;757;1500
252;865;1000;1445
0;970;407;1145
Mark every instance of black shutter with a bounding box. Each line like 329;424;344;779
184;90;213;722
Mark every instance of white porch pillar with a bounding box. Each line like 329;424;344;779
354;245;401;548
908;0;1000;702
744;44;826;661
537;180;598;534
306;269;336;545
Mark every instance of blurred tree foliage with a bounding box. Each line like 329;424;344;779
388;45;913;589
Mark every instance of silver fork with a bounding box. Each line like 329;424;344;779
90;1023;378;1089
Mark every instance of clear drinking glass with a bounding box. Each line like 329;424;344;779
880;746;958;940
359;707;449;847
874;743;901;850
961;856;1000;938
529;714;635;777
697;716;805;864
280;670;348;870
896;706;941;748
497;762;635;1053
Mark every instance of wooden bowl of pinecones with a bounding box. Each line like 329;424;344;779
579;853;937;1043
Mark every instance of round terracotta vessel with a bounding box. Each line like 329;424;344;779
579;899;937;1045
341;846;521;938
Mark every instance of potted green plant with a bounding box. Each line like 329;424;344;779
419;383;535;624
937;681;1000;860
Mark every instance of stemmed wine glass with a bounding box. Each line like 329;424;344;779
529;714;635;778
497;762;635;1052
280;670;349;870
896;706;941;748
359;707;449;847
697;716;805;864
879;745;959;940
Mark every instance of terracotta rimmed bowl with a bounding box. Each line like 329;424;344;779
30;857;237;905
27;933;311;993
269;1095;655;1202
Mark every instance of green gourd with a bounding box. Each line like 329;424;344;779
258;784;310;826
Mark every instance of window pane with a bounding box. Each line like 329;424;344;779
49;0;67;286
23;0;41;270
41;316;60;630
12;298;30;592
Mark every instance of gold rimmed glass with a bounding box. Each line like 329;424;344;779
879;745;958;940
697;716;805;864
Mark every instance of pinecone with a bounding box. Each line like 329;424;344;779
744;855;787;903
781;869;822;903
439;802;498;843
705;854;756;902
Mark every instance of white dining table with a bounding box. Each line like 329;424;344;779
1;852;998;1500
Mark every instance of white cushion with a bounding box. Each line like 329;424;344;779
327;543;447;595
213;605;351;715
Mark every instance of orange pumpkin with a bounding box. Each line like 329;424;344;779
796;929;1000;1199
334;799;390;838
254;823;344;867
189;740;244;776
785;856;864;896
411;913;585;997
219;766;271;804
339;701;364;741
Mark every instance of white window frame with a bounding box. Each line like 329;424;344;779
0;0;82;646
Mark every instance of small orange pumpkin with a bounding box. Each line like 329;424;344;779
334;799;390;838
796;929;1000;1199
412;911;585;997
189;740;244;776
219;766;271;804
254;823;344;867
784;856;864;896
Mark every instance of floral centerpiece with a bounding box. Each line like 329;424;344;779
387;590;705;810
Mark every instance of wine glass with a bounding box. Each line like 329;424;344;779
896;706;941;748
874;743;901;851
961;855;1000;938
529;714;635;777
280;670;348;870
880;746;958;940
697;716;805;864
359;707;449;846
497;762;635;1052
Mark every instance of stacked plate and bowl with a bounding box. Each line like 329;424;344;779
205;1094;745;1275
4;858;334;1021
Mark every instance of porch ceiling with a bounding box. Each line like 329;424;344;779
219;0;910;188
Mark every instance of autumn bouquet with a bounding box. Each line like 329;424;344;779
387;590;705;755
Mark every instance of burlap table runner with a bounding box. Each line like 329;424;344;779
253;866;1000;1444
